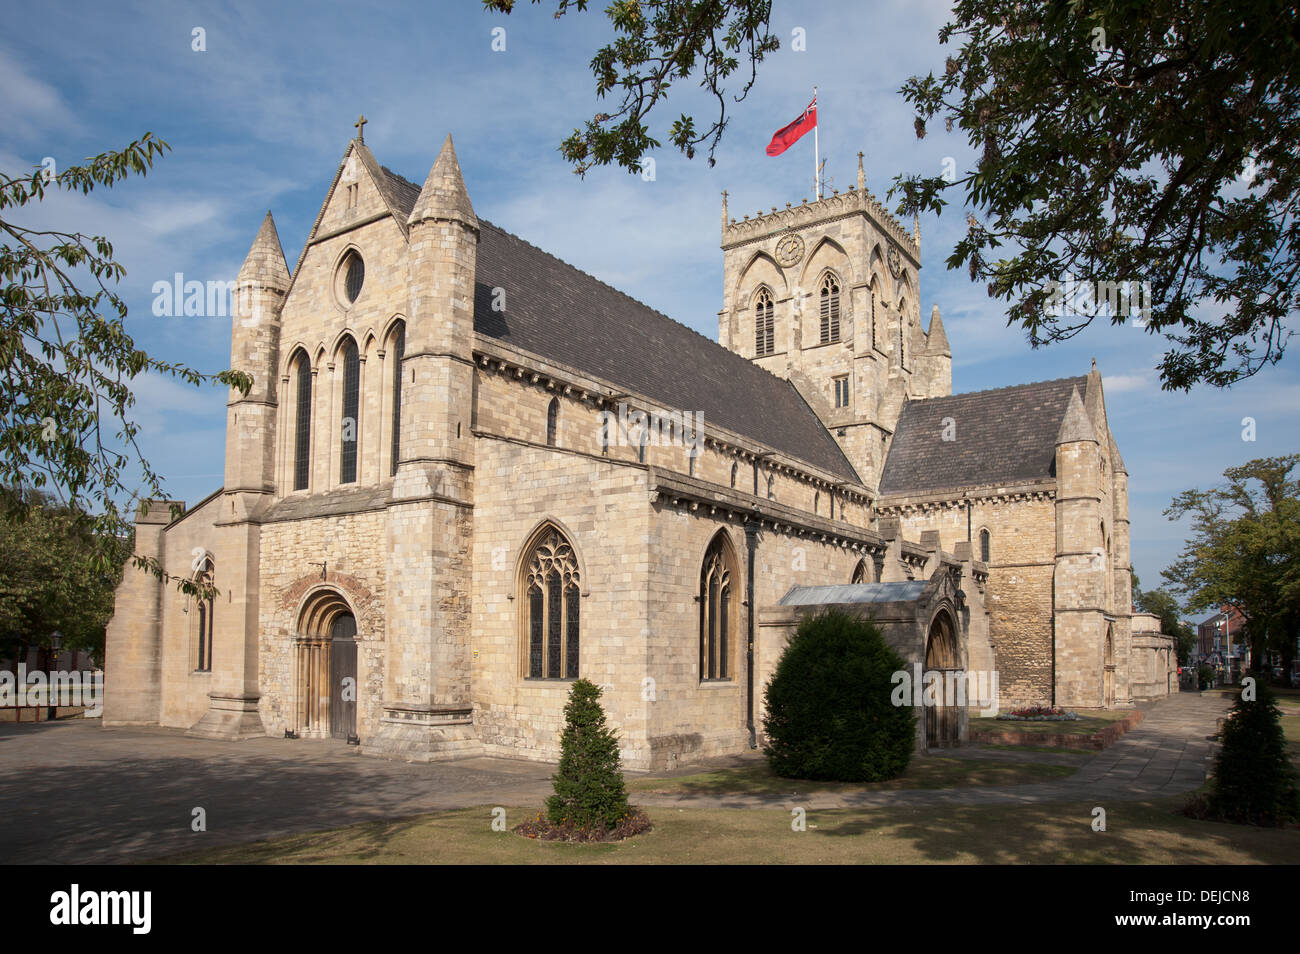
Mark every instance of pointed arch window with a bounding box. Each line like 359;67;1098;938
730;462;738;488
819;272;841;343
390;322;405;476
546;397;559;447
194;559;215;672
898;300;907;369
700;534;737;681
522;527;581;680
979;528;991;563
754;287;774;357
851;559;867;584
870;283;877;349
339;338;360;484
292;351;312;491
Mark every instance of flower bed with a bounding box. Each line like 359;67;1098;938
971;709;1144;750
513;808;653;843
997;705;1080;722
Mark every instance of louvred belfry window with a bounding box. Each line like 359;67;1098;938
754;288;774;356
819;273;840;343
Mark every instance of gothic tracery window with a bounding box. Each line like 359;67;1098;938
851;559;867;584
754;287;774;357
523;526;581;679
819;272;841;343
700;534;736;681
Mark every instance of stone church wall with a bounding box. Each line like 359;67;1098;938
641;507;866;769
890;492;1056;707
154;493;224;729
470;431;652;765
256;507;389;739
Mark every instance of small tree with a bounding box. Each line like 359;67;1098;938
1208;682;1300;826
763;610;916;782
546;678;630;831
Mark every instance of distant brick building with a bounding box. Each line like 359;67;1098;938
103;132;1172;767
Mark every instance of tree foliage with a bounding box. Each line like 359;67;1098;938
0;134;251;598
1134;585;1196;663
0;486;131;664
483;0;777;174
763;609;915;782
546;678;632;830
489;0;1299;390
894;0;1299;390
1162;455;1300;678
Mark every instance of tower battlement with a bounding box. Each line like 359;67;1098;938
722;184;919;262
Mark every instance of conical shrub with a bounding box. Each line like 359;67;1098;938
1208;681;1300;826
546;678;631;830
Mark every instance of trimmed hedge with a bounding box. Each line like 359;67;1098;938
762;609;916;782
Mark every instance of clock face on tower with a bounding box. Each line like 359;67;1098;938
887;245;902;278
774;233;805;268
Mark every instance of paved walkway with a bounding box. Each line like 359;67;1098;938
0;692;1230;863
637;691;1230;811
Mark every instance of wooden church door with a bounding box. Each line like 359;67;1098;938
329;613;357;740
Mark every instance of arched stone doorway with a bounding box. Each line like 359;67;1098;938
924;608;961;748
1103;625;1116;707
295;589;359;740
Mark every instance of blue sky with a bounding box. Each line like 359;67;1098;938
3;0;1296;620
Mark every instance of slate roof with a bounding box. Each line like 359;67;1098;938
379;168;861;484
780;582;929;605
878;376;1090;496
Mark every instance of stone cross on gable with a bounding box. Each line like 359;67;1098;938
354;114;367;143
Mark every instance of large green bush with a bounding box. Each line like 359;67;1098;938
1207;681;1300;826
762;609;916;782
546;678;631;830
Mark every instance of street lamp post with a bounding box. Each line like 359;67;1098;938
47;632;62;721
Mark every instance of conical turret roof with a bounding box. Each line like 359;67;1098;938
408;134;477;229
236;211;291;288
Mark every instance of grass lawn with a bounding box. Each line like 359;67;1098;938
626;756;1076;796
157;798;1300;865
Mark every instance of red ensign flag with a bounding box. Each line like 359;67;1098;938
766;97;817;156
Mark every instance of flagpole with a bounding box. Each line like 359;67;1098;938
813;85;819;199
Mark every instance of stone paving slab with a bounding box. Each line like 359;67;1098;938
0;692;1233;863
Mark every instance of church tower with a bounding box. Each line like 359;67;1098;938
718;154;950;490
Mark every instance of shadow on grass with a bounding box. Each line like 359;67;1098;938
808;798;1300;864
630;757;1077;797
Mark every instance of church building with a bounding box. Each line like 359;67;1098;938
103;130;1175;767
